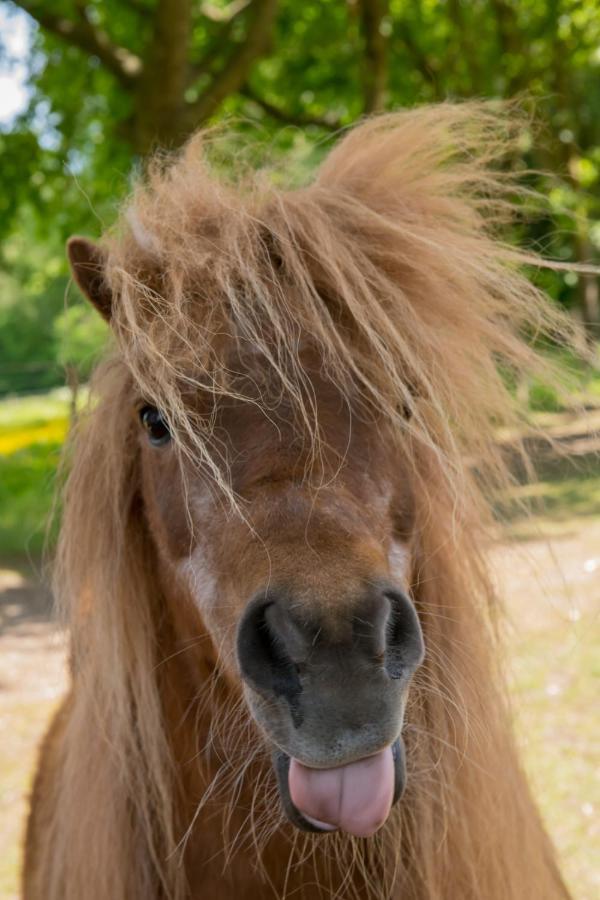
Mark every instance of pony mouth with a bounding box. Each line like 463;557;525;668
273;738;406;837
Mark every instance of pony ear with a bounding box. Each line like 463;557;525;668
67;236;113;321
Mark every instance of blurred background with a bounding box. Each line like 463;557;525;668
0;2;598;897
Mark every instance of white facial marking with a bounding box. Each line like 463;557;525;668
176;489;218;606
178;545;216;607
388;539;411;587
125;207;162;257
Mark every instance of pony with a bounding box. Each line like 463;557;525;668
24;104;573;900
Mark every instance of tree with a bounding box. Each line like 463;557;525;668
6;0;388;156
0;0;598;359
53;301;108;418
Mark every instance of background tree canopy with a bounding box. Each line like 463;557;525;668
0;0;599;394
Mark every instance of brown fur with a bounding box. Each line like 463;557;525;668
24;104;574;899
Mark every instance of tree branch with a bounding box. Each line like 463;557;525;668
357;0;389;113
14;0;142;85
241;85;342;130
200;0;252;22
184;0;278;128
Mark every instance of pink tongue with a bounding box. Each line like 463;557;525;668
288;747;394;838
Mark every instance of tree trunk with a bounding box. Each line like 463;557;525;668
358;0;389;113
132;0;193;154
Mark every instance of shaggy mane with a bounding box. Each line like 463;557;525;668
102;102;570;506
41;104;576;900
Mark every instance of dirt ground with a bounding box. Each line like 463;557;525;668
0;565;66;897
0;524;598;899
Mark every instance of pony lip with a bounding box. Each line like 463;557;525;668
273;738;406;836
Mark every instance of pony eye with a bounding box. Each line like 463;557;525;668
139;405;171;446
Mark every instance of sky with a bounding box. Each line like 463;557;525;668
0;6;33;126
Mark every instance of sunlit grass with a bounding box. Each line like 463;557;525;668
0;387;75;429
0;390;71;558
497;469;600;541
0;419;68;455
0;444;62;558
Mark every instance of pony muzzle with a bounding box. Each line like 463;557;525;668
236;584;424;835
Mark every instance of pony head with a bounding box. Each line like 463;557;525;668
58;104;572;895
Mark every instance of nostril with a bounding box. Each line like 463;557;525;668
237;595;302;705
383;589;425;679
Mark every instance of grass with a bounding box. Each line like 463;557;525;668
521;345;600;413
0;420;68;456
0;388;77;433
0;389;74;558
495;463;600;540
0;442;62;559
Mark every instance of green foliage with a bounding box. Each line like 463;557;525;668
0;390;72;556
0;202;108;395
53;302;108;376
0;441;60;556
0;220;69;393
527;381;563;413
0;0;599;395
